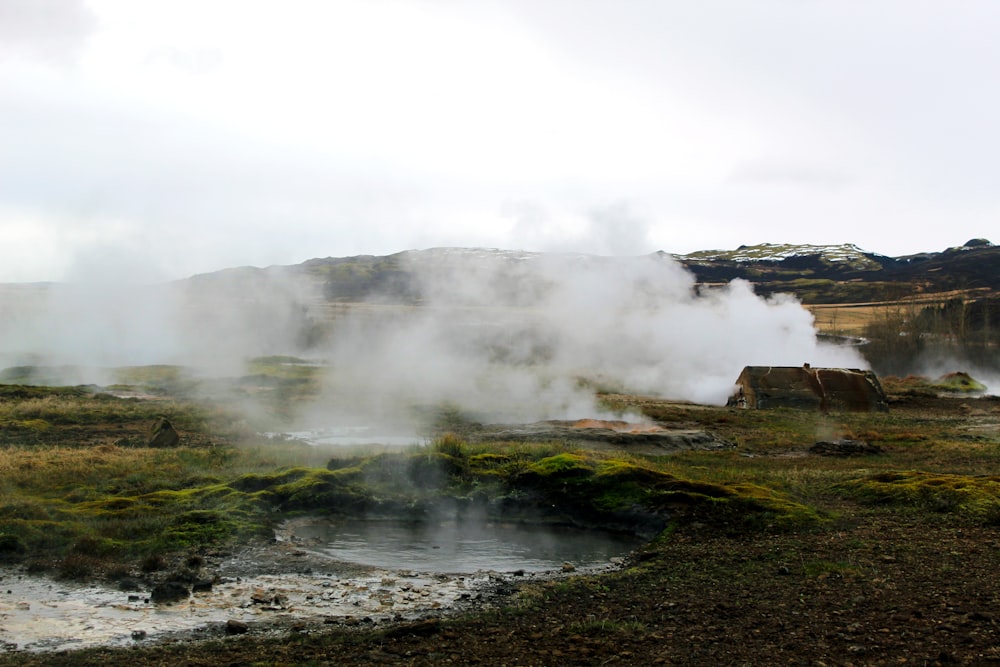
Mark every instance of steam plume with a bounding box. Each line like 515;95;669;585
1;249;867;426
314;250;865;425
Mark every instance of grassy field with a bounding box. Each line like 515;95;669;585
805;288;997;336
1;377;998;575
1;373;999;664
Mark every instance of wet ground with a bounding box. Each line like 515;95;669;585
0;564;495;652
0;518;634;654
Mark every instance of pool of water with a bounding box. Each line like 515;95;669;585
293;519;642;573
275;427;425;447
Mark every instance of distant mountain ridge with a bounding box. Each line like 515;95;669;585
670;238;998;303
87;238;995;308
252;239;995;306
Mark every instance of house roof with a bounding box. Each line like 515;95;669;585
731;365;888;412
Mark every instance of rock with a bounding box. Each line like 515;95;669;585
192;579;214;593
561;562;576;573
147;417;180;448
150;581;190;604
131;630;147;640
810;439;883;457
251;589;288;607
226;619;250;635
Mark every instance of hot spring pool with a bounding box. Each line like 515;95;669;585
291;519;643;573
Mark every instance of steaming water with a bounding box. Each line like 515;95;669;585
277;427;425;447
294;519;642;573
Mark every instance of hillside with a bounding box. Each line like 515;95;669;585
672;238;1000;303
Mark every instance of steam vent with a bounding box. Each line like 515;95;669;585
728;364;889;412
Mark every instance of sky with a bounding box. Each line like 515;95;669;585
2;0;999;283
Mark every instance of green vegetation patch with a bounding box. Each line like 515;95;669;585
502;447;820;531
837;471;1000;523
932;372;988;394
0;416;823;576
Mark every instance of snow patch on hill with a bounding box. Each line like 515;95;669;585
676;242;885;265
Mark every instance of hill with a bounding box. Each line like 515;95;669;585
672;238;1000;303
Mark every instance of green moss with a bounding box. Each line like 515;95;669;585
837;471;1000;522
528;453;594;477
231;468;312;492
499;450;821;530
932;372;988;394
0;418;51;431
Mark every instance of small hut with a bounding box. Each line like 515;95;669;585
729;364;888;412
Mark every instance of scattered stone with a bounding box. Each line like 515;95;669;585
810;439;883;457
226;619;249;635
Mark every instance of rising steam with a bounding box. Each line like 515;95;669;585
0;249;866;425
312;249;865;426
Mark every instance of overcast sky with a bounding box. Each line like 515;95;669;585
1;0;998;283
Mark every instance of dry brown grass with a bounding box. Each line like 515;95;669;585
806;288;997;335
